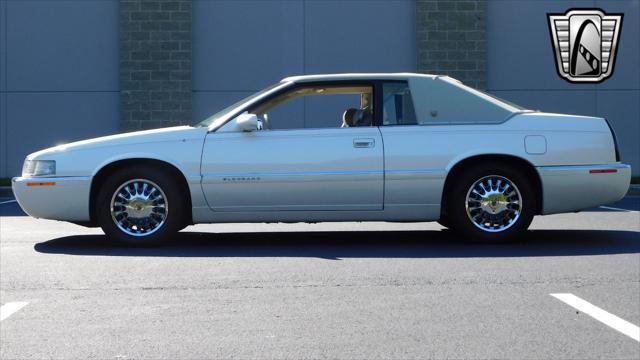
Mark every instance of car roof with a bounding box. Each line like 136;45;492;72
281;72;439;83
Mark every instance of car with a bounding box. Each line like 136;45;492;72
12;73;631;245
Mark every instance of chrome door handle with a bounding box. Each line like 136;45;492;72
353;138;375;148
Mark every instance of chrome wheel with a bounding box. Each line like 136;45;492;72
465;175;522;233
110;179;168;237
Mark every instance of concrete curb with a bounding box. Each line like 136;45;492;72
2;185;640;199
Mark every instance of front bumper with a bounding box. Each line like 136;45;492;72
12;176;92;221
537;164;631;215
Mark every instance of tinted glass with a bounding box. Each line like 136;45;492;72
382;82;417;125
250;85;373;129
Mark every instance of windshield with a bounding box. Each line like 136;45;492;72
195;82;287;128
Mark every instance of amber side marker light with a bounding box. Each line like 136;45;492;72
589;169;618;174
26;182;56;187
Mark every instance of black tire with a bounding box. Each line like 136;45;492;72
95;165;187;246
437;215;450;229
447;163;536;243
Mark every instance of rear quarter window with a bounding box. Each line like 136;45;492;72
409;77;520;125
382;82;418;126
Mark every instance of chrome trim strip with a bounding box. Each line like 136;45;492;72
386;169;446;174
537;164;630;172
202;169;447;178
13;176;92;182
202;170;382;177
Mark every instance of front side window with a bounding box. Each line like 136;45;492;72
248;84;374;130
382;82;417;126
196;82;287;129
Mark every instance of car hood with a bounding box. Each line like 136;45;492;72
28;126;208;159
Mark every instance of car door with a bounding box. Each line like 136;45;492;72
377;81;446;216
200;126;383;212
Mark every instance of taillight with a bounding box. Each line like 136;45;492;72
604;118;621;162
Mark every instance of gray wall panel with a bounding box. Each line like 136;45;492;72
6;0;118;91
487;0;638;90
488;0;639;175
1;0;6;92
489;90;596;117
193;91;253;124
192;0;416;128
1;0;5;176
304;0;416;74
487;0;596;91
1;92;6;177
595;0;640;90
192;0;304;92
596;90;640;171
6;92;119;176
1;0;119;177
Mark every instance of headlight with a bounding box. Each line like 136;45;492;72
22;160;56;177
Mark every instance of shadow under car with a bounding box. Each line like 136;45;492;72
33;229;640;259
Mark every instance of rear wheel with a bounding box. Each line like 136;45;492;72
447;163;536;242
96;166;186;245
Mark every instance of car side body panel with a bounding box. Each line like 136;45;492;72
537;164;631;214
13;126;209;221
12;176;92;221
374;111;624;220
11;73;631;226
200;127;384;212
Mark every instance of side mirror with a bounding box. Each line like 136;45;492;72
235;113;260;132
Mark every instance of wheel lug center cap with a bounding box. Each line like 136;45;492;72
482;192;507;214
127;198;152;218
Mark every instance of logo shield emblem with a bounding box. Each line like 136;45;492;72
548;9;623;83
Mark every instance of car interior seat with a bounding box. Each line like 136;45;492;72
342;108;373;127
356;108;373;126
342;108;357;127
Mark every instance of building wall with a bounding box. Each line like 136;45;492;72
120;0;192;131
486;0;639;174
0;0;120;177
0;0;638;178
416;0;487;90
192;0;417;128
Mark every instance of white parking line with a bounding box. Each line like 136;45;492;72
599;205;631;212
0;199;17;205
0;302;29;321
551;293;640;342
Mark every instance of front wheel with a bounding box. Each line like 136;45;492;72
95;166;186;245
447;164;536;242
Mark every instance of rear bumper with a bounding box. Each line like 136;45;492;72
12;176;92;221
537;164;631;215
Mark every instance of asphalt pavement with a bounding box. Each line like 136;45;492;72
1;196;639;359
